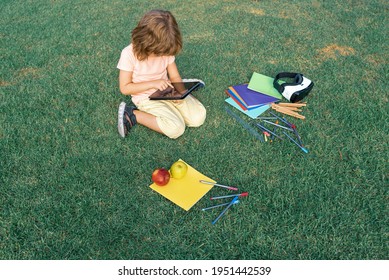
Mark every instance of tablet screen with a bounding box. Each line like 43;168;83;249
149;81;200;100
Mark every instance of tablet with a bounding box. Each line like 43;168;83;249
149;81;202;100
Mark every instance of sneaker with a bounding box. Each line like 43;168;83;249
182;78;205;88
118;102;137;138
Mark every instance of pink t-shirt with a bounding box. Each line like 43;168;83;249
117;44;175;104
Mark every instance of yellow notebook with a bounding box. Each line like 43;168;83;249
149;159;215;211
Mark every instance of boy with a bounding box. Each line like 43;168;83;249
117;10;206;139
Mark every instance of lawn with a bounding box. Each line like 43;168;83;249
0;0;388;259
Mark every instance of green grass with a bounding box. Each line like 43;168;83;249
1;0;388;260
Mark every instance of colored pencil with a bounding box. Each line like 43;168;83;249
261;119;294;131
270;123;277;140
199;180;238;191
210;192;248;200
282;131;308;153
202;199;240;211
269;111;293;127
256;123;283;140
292;128;304;146
212;196;239;225
256;117;278;120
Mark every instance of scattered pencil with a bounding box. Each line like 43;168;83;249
269;111;295;128
278;102;306;107
202;199;240;211
256;123;283;140
292;128;304;146
261;119;294;131
257;116;278;120
212;196;239;225
271;103;305;119
281;117;296;129
282;131;308;153
255;112;309;153
199;180;238;191
270;122;277;140
210;192;248;200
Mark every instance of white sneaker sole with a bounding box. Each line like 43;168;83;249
182;78;205;87
118;102;126;138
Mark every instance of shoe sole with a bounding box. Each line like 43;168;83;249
118;102;126;138
182;78;205;87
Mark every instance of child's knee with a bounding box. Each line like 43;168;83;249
188;106;206;127
165;123;186;139
158;117;186;139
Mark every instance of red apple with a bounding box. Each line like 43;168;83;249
151;168;170;186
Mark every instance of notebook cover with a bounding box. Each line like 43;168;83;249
230;83;279;107
247;72;283;99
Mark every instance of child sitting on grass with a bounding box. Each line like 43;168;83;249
117;9;206;139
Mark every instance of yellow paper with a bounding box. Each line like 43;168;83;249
149;159;215;211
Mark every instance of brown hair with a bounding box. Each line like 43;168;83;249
131;10;182;61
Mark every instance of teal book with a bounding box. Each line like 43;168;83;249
247;72;283;99
225;98;270;119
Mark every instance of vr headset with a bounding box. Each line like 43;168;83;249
273;72;314;103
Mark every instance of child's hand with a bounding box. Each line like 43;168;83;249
152;80;173;91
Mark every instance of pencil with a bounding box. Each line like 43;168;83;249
270;112;293;128
292;128;304;146
278;102;307;107
261;119;294;131
272;104;306;119
212;196;239;225
210;192;248;200
282;131;309;153
255;123;283;140
256;117;278;120
202;199;240;211
270;122;277;140
199;180;238;191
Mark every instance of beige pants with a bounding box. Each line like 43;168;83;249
136;95;206;139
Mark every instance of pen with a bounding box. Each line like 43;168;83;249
210;192;248;200
282;131;308;153
270;121;278;140
292;128;304;146
261;119;294;131
199;180;238;191
282;117;296;129
212;196;239;225
256;117;278;120
202;199;239;211
256;123;283;140
269;112;295;128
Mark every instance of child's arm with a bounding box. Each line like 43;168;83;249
167;62;186;104
119;70;172;96
167;62;182;83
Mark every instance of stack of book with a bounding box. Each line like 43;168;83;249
225;72;283;118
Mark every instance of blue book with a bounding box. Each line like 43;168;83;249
225;97;270;119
